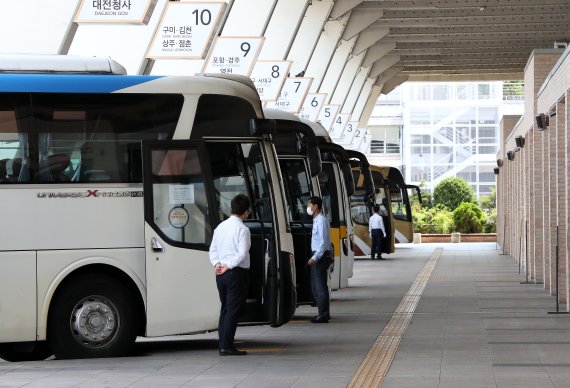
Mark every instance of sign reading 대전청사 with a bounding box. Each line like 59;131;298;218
317;104;340;132
250;60;292;101
265;78;313;113
335;121;358;145
146;1;226;59
298;93;326;122
329;113;351;139
202;36;264;76
75;0;158;24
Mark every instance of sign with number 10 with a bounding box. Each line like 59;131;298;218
146;1;226;58
202;36;264;76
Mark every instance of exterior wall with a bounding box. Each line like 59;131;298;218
498;48;569;309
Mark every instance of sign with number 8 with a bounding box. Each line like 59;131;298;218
250;60;292;101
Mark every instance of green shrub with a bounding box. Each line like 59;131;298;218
413;204;453;234
452;202;486;233
433;177;475;210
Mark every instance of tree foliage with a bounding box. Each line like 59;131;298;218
433;177;475;210
452;202;486;233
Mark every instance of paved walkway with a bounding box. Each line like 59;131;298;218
1;243;569;387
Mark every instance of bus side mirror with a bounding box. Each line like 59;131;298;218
307;146;322;177
406;185;422;205
250;119;276;135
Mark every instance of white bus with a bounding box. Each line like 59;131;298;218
0;56;297;361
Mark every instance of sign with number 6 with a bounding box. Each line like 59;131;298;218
299;93;326;121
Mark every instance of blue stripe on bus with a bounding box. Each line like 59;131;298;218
0;74;161;93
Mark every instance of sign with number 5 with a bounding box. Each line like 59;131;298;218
317;104;340;132
299;93;326;121
202;36;264;76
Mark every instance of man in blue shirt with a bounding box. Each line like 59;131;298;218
306;196;331;323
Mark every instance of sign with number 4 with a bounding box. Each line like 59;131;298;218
329;113;350;139
203;36;264;76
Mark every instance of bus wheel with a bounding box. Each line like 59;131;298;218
0;342;52;362
48;275;137;359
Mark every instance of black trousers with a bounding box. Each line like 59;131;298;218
215;267;248;350
310;251;330;317
371;229;384;259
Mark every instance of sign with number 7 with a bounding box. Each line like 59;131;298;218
265;77;313;113
202;36;264;76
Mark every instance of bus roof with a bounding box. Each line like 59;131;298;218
0;55;126;75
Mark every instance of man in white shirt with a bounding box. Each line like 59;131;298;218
307;196;332;323
209;194;251;356
369;204;386;260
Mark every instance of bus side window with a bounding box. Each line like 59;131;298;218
0;94;31;184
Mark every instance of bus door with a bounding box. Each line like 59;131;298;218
389;183;413;244
278;158;314;304
347;151;375;256
205;141;285;325
143;141;220;336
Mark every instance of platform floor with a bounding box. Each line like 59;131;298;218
1;243;570;388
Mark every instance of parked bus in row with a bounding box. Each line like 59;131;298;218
351;164;421;256
0;55;300;361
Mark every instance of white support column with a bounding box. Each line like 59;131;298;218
375;66;404;85
330;49;366;107
305;14;350;93
343;65;371;113
362;41;396;67
318;36;357;100
259;0;309;60
369;55;401;78
287;0;334;76
381;75;408;95
352;77;376;121
353;26;390;55
342;8;383;40
222;0;277;36
329;0;363;19
358;84;383;127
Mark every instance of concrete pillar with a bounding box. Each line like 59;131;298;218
556;100;567;306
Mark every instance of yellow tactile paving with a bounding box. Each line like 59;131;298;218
348;248;444;388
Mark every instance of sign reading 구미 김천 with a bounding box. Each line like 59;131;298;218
75;0;158;24
265;77;313;113
298;93;326;122
146;1;226;59
250;60;292;101
202;36;264;76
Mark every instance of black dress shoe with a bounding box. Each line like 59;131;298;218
311;316;329;323
219;348;247;356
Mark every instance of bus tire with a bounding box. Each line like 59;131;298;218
48;275;137;359
0;342;52;362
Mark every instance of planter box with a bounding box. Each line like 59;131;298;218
417;233;497;243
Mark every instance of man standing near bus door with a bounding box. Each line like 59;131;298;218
306;196;332;323
369;204;386;260
209;194;251;356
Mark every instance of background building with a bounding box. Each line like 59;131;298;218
369;81;524;198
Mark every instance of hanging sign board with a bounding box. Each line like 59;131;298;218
317;104;340;132
329;113;351;139
146;1;226;59
347;127;365;150
335;121;358;145
250;60;292;102
359;134;372;154
75;0;158;24
298;93;326;122
265;77;313;113
202;36;264;76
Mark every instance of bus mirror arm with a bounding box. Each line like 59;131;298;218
316;143;355;196
274;119;322;177
346;150;375;198
406;185;422;205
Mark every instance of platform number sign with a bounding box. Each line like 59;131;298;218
250;60;292;101
317;104;340;132
146;1;226;58
359;134;372;155
265;77;313;113
203;36;264;76
335;121;359;145
299;93;326;121
348;127;365;150
329;113;350;139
